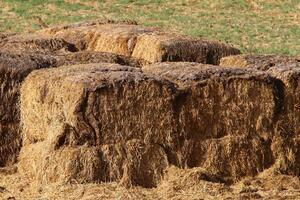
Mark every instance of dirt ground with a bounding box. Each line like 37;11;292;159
1;166;300;200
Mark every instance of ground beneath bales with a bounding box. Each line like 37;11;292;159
1;166;300;200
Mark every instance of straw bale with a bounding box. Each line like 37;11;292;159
0;34;77;54
143;62;282;178
219;54;299;70
132;33;240;64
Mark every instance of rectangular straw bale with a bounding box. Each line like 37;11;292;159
143;62;284;178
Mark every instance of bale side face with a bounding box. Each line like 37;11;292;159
143;62;282;178
181;135;274;178
0;51;143;126
18;140;168;188
85;24;155;56
19;64;176;187
219;57;300;132
132;34;240;64
20;63;177;146
219;55;300;176
266;65;300;175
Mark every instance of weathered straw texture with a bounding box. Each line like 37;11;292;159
19;140;168;188
19;61;291;187
143;62;283;179
220;54;300;176
41;23;155;56
219;54;300;70
0;34;78;54
132;33;240;64
20;64;175;145
19;63;175;187
0;51;143;167
40;23;240;64
0;52;57;167
261;63;300;176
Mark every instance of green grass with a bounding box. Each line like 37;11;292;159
0;0;299;55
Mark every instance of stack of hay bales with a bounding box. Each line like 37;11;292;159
19;64;174;187
3;21;300;189
40;22;240;64
11;20;300;190
0;21;240;170
143;62;282;179
18;61;289;187
16;55;299;188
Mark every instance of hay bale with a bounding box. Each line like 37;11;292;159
265;64;300;176
40;22;240;65
83;24;154;56
19;63;175;187
132;33;240;64
143;62;282;178
181;135;273;178
0;50;142;126
18;141;106;183
219;54;300;70
37;20;137;50
0;34;78;54
219;55;300;175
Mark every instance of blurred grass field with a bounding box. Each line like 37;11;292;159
0;0;299;55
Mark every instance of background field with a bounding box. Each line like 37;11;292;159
0;0;299;55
